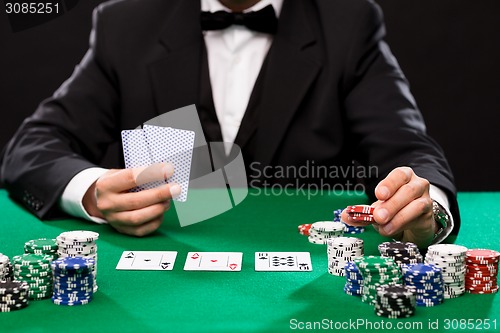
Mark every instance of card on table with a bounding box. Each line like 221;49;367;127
254;252;312;271
115;251;178;270
183;252;243;271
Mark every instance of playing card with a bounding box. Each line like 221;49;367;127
115;251;178;270
254;252;312;271
121;129;163;191
143;125;195;202
183;252;242;271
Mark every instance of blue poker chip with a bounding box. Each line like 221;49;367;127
402;263;442;276
51;297;92;306
51;257;95;271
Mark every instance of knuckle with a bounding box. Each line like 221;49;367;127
397;167;413;182
96;198;113;212
125;212;145;226
124;170;137;186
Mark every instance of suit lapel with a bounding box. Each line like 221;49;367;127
236;0;322;165
149;1;203;115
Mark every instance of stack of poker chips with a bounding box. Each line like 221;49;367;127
51;257;95;306
56;230;99;292
0;281;30;312
425;244;467;298
327;237;363;276
465;249;499;294
12;253;53;299
378;241;423;267
374;284;416;319
0;253;13;281
298;224;312;236
344;261;364;296
346;205;375;224
308;222;344;244
333;208;364;234
353;256;402;305
24;238;58;260
402;263;444;307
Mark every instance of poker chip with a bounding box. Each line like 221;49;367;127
57;230;99;292
353;256;401;305
346;205;374;224
374;284;416;319
378;241;423;267
465;249;499;294
425;244;467;299
298;224;312;236
307;222;344;245
327;237;363;276
402;263;444;306
0;281;30;312
333;208;365;234
0;253;13;282
12;253;53;299
24;238;58;260
344;261;364;296
51;257;95;306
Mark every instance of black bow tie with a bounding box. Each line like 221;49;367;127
200;4;278;34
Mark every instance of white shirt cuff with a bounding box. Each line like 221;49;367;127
429;184;454;243
59;167;109;224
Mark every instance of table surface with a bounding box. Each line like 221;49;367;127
1;189;499;333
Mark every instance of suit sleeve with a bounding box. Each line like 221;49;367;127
0;5;119;218
342;0;460;236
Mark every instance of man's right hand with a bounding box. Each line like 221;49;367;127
82;163;180;237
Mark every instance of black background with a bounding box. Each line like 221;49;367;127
0;0;499;191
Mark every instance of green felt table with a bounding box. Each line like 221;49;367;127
1;189;499;333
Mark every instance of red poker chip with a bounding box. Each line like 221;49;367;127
466;259;499;266
346;205;374;215
349;215;374;223
466;275;497;281
466;265;498;271
466;287;499;294
298;224;312;236
466;249;500;260
465;285;498;290
465;280;498;286
465;282;498;288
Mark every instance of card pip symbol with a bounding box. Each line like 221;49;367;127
161;262;170;269
210;260;218;263
229;263;238;270
125;252;134;259
191;253;200;260
299;263;310;270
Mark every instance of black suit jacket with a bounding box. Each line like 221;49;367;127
0;0;460;236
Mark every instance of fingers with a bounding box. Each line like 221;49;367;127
97;183;180;212
98;163;174;193
92;163;180;237
374;167;413;201
373;167;430;224
376;197;433;238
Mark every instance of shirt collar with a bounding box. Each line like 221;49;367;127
201;0;283;17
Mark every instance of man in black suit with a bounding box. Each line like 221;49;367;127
0;0;459;247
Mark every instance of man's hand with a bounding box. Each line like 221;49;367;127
83;163;181;237
342;167;437;248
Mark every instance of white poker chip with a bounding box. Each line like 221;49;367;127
58;231;99;242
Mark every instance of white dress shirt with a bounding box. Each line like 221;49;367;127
60;0;453;239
